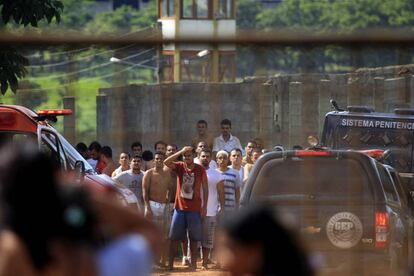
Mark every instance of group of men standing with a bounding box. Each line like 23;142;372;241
81;119;264;270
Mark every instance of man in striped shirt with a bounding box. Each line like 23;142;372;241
216;150;242;217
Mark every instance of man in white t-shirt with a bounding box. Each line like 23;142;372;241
199;148;223;270
194;141;217;169
113;155;145;212
212;119;242;157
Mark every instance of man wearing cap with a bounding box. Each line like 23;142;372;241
216;150;242;218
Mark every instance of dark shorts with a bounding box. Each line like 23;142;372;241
169;209;202;241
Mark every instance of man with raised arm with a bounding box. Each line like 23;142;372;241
164;146;208;270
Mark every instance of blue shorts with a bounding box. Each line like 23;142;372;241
169;209;202;241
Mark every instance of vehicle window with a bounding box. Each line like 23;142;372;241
40;130;68;170
0;131;37;147
251;157;373;202
56;132;94;173
389;170;408;208
376;163;399;203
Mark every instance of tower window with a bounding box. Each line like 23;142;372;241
159;0;175;18
181;0;211;19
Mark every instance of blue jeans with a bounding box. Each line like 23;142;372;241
169;209;202;241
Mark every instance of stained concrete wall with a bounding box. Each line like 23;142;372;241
98;81;280;155
97;64;414;156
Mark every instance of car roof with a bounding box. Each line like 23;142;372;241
0;104;38;119
0;104;39;133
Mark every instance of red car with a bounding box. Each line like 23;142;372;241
0;104;139;209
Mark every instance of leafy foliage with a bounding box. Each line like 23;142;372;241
236;0;414;75
85;3;156;34
0;49;28;94
0;0;63;27
0;0;63;94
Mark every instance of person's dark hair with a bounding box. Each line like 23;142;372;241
197;120;208;127
132;154;143;161
183;147;196;156
154;140;167;150
167;143;178;150
200;148;212;155
0;144;95;270
120;152;131;159
252;148;262;154
154;151;166;157
230;148;242;155
292;145;303;150
220;119;232;127
101;146;112;158
76;142;88;153
141;150;153;161
88;141;102;152
246;140;257;146
220;206;312;276
131;141;142;150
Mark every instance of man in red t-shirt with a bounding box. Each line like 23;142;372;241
164;146;208;270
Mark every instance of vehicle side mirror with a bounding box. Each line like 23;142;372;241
74;160;85;182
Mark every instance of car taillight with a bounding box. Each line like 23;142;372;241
375;212;388;248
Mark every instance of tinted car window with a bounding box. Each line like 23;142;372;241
0;131;36;147
390;171;407;207
56;132;94;173
377;163;399;203
251;157;373;202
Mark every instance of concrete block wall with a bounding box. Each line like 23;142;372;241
96;64;414;155
98;82;280;155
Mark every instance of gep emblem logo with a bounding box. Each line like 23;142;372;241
326;212;363;249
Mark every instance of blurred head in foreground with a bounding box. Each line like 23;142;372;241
216;205;313;276
0;143;94;270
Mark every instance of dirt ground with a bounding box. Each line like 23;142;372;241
152;261;228;276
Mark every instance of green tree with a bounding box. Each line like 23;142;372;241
58;0;94;30
85;3;156;34
251;0;414;73
237;0;261;29
0;0;63;94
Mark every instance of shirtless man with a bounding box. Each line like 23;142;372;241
111;152;130;177
101;146;117;177
191;120;214;150
243;148;263;183
242;140;257;166
142;151;172;266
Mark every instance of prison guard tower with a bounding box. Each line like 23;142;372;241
157;0;236;83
